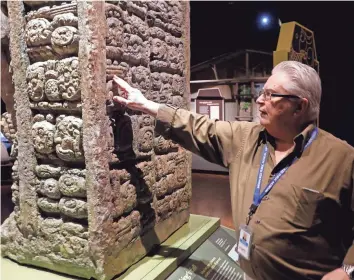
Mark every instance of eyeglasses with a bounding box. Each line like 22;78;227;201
258;89;301;101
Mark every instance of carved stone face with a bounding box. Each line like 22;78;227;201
160;73;172;84
59;174;86;197
129;15;148;40
27;63;46;101
25;18;51;47
106;17;124;47
37;197;60;214
172;74;185;95
59;197;87;219
56;58;81;101
139;127;153;152
126;35;143;63
45;79;61;101
168;95;186;109
40;178;61;199
54;116;84;161
132;66;150;92
32;120;55;154
160;83;172;103
175;153;187;187
51;26;79;55
149;27;165;40
168;7;183;26
139;115;153;127
150;73;161;92
150;38;167;60
168;46;180;64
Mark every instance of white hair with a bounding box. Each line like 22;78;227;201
272;61;322;122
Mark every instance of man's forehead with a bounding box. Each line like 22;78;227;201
264;72;290;91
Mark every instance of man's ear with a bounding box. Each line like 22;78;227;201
294;98;309;116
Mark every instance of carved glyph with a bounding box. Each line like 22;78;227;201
27;57;80;103
58;174;86;198
54;115;84;161
59;198;87;219
32;116;56;154
25;18;52;47
39;178;61;199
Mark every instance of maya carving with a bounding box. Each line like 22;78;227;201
54;115;84;161
25;8;79;59
27;57;80;103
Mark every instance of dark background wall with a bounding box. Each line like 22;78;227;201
190;1;354;146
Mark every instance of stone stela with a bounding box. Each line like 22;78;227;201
1;1;191;280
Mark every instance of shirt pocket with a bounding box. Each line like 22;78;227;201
282;185;324;229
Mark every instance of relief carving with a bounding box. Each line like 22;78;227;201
1;112;17;144
25;3;77;21
58;174;86;198
150;27;165;41
59;197;87;219
54;115;84;161
35;164;62;179
27;57;80;103
32;114;56;154
154;135;178;155
172;74;185;96
174;152;188;188
39;178;61;199
61;222;89;240
51;26;79;55
39;217;63;236
110;169;137;217
168;95;187;109
38;197;61;214
51;13;78;29
123;34;149;66
155;187;190;222
125;14;149;41
27;62;46;101
126;1;147;20
106;17;124;60
150;38;167;61
11;182;19;206
25;7;79;60
25;18;52;47
138;126;154;153
131;66;150;95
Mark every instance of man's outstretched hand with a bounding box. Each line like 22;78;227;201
112;76;160;117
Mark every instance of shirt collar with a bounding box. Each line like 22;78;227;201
258;123;317;154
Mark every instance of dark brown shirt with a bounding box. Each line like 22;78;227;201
156;105;354;280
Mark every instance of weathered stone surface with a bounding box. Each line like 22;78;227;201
2;1;191;280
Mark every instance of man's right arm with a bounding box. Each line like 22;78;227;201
155;104;250;168
112;76;251;168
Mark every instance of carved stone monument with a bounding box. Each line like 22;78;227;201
1;1;191;279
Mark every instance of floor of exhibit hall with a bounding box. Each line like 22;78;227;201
1;171;233;229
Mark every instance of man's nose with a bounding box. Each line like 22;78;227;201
256;94;265;105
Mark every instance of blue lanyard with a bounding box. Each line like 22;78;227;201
249;128;318;216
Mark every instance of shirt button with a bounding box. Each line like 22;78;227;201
263;195;269;200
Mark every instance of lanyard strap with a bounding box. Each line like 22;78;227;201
251;127;318;211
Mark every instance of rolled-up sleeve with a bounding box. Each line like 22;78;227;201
155;104;251;168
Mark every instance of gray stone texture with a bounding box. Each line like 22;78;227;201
1;1;191;280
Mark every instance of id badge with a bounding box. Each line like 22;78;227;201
237;224;253;260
